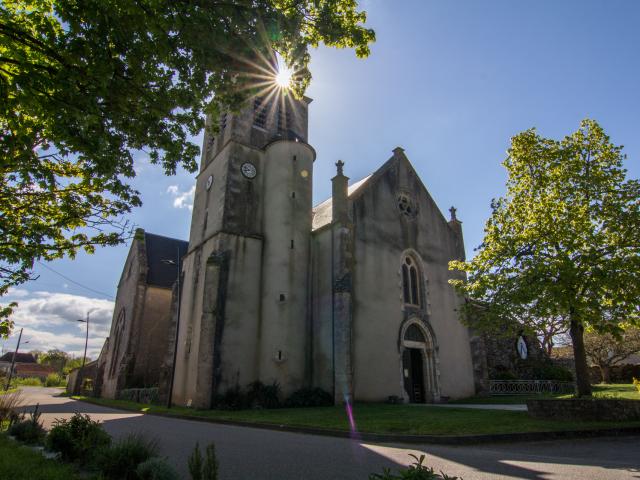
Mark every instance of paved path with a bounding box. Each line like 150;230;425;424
17;387;640;479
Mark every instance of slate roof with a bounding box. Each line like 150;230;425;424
312;174;372;231
143;233;189;288
0;352;37;363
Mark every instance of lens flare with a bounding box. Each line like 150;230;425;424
275;65;292;88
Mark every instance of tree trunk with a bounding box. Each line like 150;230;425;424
569;317;592;396
599;365;611;384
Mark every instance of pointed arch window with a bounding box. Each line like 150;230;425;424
402;256;421;306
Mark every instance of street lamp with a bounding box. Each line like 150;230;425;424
74;308;97;393
161;246;182;408
4;329;29;391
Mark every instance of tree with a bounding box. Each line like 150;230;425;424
584;327;640;383
0;0;375;333
450;119;640;396
38;348;70;374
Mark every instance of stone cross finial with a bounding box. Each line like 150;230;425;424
449;206;458;221
336;160;345;176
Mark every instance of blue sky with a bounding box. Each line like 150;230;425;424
3;0;639;357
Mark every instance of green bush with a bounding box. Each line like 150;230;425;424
97;433;159;479
531;364;573;382
45;373;65;387
46;413;111;464
247;381;281;409
8;403;46;444
136;457;179;480
369;454;461;480
285;387;333;407
16;377;43;387
188;442;218;480
492;371;518;381
213;386;247;410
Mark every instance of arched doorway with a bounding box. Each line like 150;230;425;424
401;322;439;403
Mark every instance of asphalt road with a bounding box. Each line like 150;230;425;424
16;387;640;479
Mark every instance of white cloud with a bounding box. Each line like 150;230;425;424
167;184;195;210
2;291;114;358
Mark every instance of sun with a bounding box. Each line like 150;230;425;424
275;65;292;88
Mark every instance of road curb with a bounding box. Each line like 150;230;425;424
73;397;640;445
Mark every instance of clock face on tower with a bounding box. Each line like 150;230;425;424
241;162;257;179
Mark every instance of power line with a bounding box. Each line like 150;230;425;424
37;261;116;300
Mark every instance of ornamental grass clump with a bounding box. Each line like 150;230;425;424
0;390;22;430
188;442;218;480
136;457;179;480
97;433;159;479
8;403;46;444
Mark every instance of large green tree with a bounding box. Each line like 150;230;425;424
0;0;374;333
450;119;640;396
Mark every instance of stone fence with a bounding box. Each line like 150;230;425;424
489;380;575;395
527;398;640;421
118;387;160;404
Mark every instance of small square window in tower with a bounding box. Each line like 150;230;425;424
253;97;268;129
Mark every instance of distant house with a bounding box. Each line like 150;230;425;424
0;352;54;380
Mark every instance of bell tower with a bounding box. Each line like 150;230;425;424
172;89;315;408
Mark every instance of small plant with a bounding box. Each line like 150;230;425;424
247;380;281;409
213;386;248;410
8;403;46;444
98;433;159;479
0;390;22;430
285;387;333;407
188;442;218;480
633;377;640;393
137;457;180;480
45;373;65;387
46;412;111;464
369;454;462;480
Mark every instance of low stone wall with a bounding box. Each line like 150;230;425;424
118;387;160;404
527;399;640;422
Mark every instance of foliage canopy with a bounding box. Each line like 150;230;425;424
0;0;375;332
450;119;640;396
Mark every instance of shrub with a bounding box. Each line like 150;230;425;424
213;386;248;410
492;371;518;381
247;381;281;409
633;377;640;393
137;457;180;480
188;442;218;480
45;373;65;387
8;403;46;444
530;364;573;382
369;454;461;480
0;390;23;430
16;377;43;387
46;413;111;464
285;387;333;408
98;433;159;479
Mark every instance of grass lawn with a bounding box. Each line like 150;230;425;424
452;383;640;405
0;434;82;480
73;395;640;436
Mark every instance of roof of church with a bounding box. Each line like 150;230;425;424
312;174;372;230
143;232;189;288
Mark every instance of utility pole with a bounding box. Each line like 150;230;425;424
75;309;94;394
4;328;23;391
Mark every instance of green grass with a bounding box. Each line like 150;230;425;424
452;383;640;404
0;434;83;480
73;395;640;436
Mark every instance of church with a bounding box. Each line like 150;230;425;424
98;92;484;407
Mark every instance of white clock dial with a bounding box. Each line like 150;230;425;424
241;162;257;179
205;175;213;190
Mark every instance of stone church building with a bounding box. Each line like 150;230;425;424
98;93;482;407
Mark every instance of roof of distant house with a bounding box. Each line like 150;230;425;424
143;232;189;288
0;352;37;363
